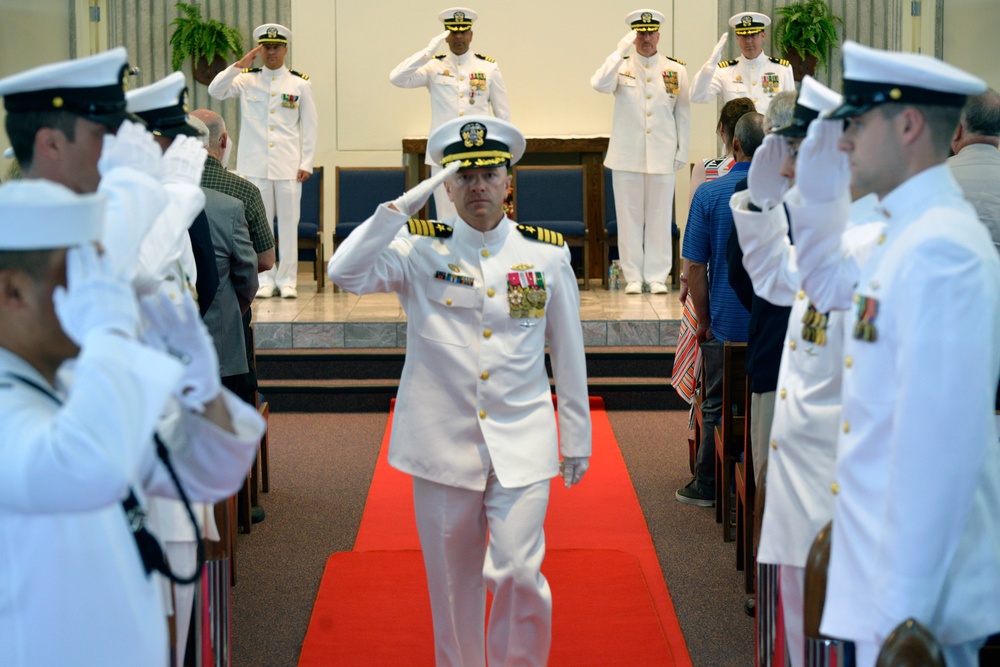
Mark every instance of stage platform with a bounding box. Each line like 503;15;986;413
251;279;684;350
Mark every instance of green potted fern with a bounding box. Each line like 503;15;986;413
773;0;844;80
169;1;244;85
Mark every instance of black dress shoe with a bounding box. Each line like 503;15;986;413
744;597;756;617
251;506;266;524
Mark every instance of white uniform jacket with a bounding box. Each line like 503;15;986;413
788;166;1000;646
731;190;884;568
591;50;690;174
689;52;794;115
328;205;591;491
208;64;318;180
390;49;510;163
0;336;263;666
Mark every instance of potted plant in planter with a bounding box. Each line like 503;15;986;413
773;0;844;81
169;1;244;85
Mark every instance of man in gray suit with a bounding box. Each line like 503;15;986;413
948;87;1000;253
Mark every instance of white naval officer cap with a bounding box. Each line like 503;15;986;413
439;7;477;31
254;23;291;45
830;40;987;119
773;76;843;137
126;72;201;138
0;180;104;250
729;12;770;36
0;47;129;127
626;9;665;32
428;117;526;170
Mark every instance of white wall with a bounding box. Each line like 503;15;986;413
942;0;1000;91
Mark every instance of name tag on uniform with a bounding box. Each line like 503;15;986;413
281;93;299;108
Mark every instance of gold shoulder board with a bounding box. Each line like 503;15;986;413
517;224;564;246
718;59;738;68
407;218;453;237
666;55;687;66
769;56;790;67
290;69;309;80
475;53;496;63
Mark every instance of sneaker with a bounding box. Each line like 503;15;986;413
256;284;276;299
624;281;642;294
279;285;298;299
675;480;715;506
744;597;756;617
649;281;669;294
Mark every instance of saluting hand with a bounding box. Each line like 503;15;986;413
709;32;729;64
796;118;850;204
617;30;638;57
427;30;450;55
235;46;262;69
747;134;789;210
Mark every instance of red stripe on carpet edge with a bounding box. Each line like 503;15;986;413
314;397;692;666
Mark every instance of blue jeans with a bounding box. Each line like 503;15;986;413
695;336;724;490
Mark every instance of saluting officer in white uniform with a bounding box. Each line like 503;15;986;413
592;9;690;294
789;41;1000;666
208;23;318;300
328;117;591;667
690;12;795;116
390;7;511;221
729;76;885;667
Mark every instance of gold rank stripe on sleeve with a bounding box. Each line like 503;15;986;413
718;59;739;68
665;55;686;66
475;53;496;63
289;69;309;80
768;56;791;67
517;224;564;246
407;218;454;237
242;67;262;73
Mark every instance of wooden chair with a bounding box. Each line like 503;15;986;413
512;165;590;290
297;166;325;290
735;375;756;592
876;619;945;667
714;341;748;539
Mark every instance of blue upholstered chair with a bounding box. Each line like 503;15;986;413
332;167;408;289
296;166;325;290
511;165;590;290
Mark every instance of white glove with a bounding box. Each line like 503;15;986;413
98;120;162;179
796;118;851;204
560;456;590;489
427;30;450;55
391;160;461;217
709;32;729;65
139;290;221;412
617;30;637;57
53;244;140;346
161;134;207;186
747;134;790;210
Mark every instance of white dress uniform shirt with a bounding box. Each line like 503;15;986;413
0;335;263;666
788;166;1000;647
328;205;591;490
207;64;318;180
592;51;691;173
690;53;795;115
390;50;511;165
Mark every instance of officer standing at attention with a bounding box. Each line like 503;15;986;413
591;9;690;294
690;12;794;116
790;41;1000;666
390;7;511;221
328;117;590;667
208;23;318;300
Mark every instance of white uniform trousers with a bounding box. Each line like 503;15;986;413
165;541;197;667
250;177;301;290
413;473;552;667
611;170;675;285
750;391;776;486
780;564;806;667
430;164;458;222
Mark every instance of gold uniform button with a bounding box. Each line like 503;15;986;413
797;290;805;300
487;288;495;297
481;249;490;258
460;77;465;81
831;482;840;495
480;371;489;380
843;422;851;434
646;129;651;134
479;409;487;419
877;234;887;245
459;93;464;98
272;77;276;81
458;111;464;116
647;77;651;82
269;126;274;131
845;356;853;368
483;329;492;339
445;298;452;306
647;112;651;117
771;440;778;450
646;94;651;99
780;389;787;399
752;81;758;86
270;109;275;114
789;340;797;351
269;142;274;147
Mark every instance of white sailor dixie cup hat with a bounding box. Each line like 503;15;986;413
255;23;291;45
829;41;986;119
0;180;104;250
626;9;665;32
0;47;130;127
729;12;770;36
428;117;526;170
439;7;477;32
126;72;201;138
773;76;843;137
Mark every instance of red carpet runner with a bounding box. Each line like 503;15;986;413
299;397;692;666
